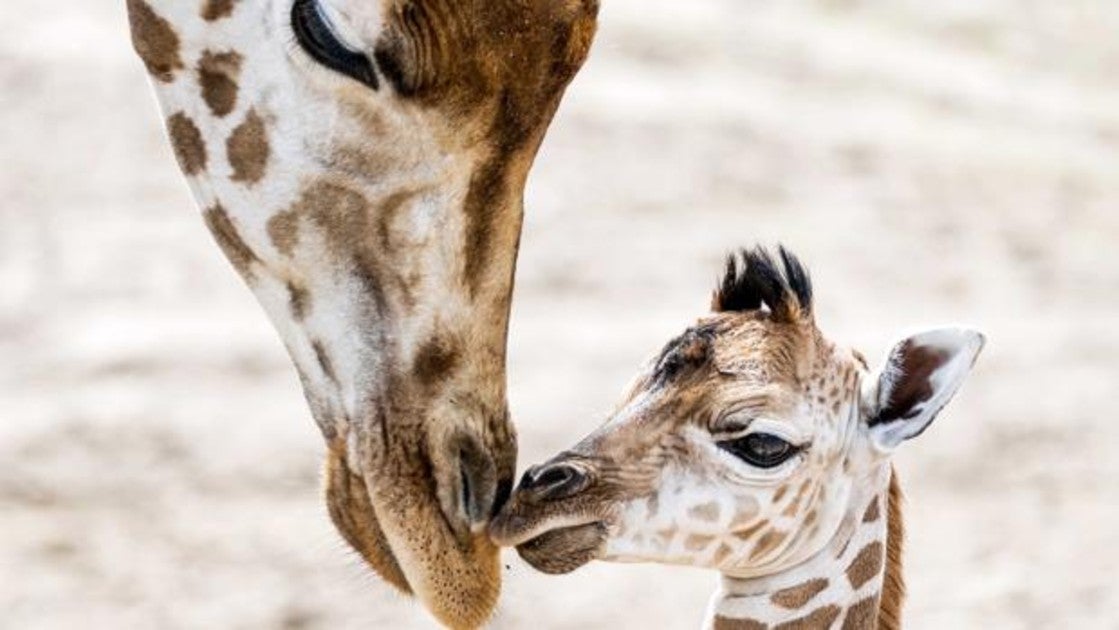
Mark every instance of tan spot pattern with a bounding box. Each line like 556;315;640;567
166;113;206;175
773;484;790;503
267;208;300;256
771;578;829;609
688;501;720;523
227;108;269;184
412;335;462;387
198;50;243;117
714;617;767;630
728;496;761;530
712;543;734;565
773;604;841;630
862;497;880;523
749;529;788;561
733;520;766;542
202;205;258;279
684;534;715;552
782;481;811;517
287;282;311;320
841;594;880;630
846;541;885;590
126;0;182;82
201;0;239;21
312;340;337;383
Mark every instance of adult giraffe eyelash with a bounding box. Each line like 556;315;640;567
290;0;379;90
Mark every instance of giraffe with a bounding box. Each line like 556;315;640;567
125;0;598;627
491;246;985;629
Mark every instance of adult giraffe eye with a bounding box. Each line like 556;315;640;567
291;0;379;90
719;433;800;469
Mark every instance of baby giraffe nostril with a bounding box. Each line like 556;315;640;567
537;466;573;488
521;462;588;502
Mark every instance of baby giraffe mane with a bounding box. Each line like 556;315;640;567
712;246;814;322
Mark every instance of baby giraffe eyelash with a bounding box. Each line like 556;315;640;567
717;433;807;469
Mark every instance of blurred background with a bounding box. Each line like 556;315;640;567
2;0;1117;628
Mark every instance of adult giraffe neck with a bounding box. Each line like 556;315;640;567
707;468;904;630
125;0;599;625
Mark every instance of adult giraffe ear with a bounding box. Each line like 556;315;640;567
861;328;986;451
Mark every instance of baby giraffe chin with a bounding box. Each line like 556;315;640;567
491;245;984;630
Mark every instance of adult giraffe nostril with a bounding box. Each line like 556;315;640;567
519;462;589;502
444;434;499;538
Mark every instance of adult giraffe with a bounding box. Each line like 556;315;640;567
125;0;598;627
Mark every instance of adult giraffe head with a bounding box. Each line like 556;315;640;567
493;247;984;628
126;0;598;626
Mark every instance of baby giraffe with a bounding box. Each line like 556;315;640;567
491;246;984;629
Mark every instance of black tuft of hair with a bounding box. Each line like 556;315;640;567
711;245;814;321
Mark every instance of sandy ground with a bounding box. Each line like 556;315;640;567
2;1;1118;628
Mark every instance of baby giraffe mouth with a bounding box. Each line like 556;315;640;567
490;511;608;575
514;522;608;575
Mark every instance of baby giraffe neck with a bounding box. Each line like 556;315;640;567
706;468;904;630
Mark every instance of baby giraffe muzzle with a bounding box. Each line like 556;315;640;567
491;245;984;629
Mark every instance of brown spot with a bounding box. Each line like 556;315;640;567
227;108;270;185
198;50;243;117
267;209;300;256
203;205;258;278
862;497;881;523
312;341;337;383
804;509;819;528
166;113;207;176
842;595;880;630
201;0;239;21
688;501;720;523
412;335;461;387
728;496;761;530
712;543;734;566
684;534;715;552
773;484;790;503
835;530;854;560
782;480;812;517
461;153;516;297
287;282;311;320
749;529;788;561
773;604;841;630
375;188;426;254
846;541;885;590
714;617;766;630
733;520;766;542
126;0;182;82
771;578;829;609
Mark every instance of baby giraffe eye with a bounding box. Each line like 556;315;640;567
718;433;800;469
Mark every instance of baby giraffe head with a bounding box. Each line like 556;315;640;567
492;246;983;623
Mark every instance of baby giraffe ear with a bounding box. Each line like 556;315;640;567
861;328;985;451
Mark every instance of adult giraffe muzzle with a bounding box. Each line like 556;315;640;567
125;0;598;626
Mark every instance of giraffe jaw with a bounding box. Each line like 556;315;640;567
490;511;608;574
515;522;608;575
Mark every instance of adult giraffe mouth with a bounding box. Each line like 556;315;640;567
324;426;512;630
